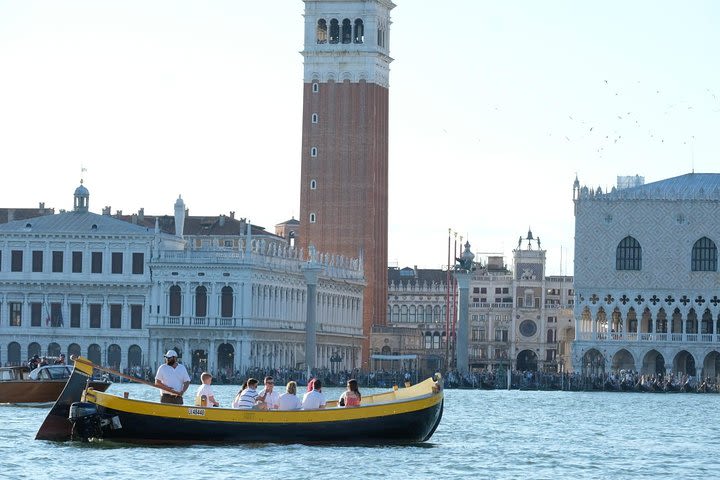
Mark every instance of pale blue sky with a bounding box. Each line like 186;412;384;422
1;1;718;274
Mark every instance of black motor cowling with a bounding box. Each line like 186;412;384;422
69;402;102;441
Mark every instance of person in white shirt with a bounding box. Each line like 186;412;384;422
257;376;280;410
301;379;326;410
155;350;191;405
232;378;260;409
277;381;302;411
195;372;220;407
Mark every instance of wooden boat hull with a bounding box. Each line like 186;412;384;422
36;356;443;444
0;378;109;404
80;389;443;444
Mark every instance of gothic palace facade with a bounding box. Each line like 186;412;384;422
573;173;720;378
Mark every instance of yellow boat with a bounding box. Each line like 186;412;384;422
36;357;444;444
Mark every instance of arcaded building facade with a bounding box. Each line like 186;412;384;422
299;0;394;368
0;185;365;373
572;173;720;378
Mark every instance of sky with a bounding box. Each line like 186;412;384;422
1;1;719;275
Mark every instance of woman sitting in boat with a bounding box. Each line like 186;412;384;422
277;381;302;410
338;379;361;407
232;378;261;409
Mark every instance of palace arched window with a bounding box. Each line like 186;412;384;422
341;19;352;43
221;286;234;318
353;19;364;43
691;237;717;271
400;305;408;322
316;19;327;44
311;113;318;124
424;332;432;349
195;286;207;317
169;285;182;316
432;332;440;349
329;19;339;44
616;236;642;270
409;305;416;323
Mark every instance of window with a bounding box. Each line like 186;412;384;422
195;286;207;317
111;252;123;274
316;19;327;44
49;251;63;272
329;19;339;44
495;288;501;294
502;287;509;294
31;303;42;327
311;113;319;124
221;286;234;318
70;304;81;328
341;18;351;44
309;213;317;223
494;329;508;342
110;304;121;328
10;250;22;272
310;147;318;157
72;251;82;273
616;236;642;270
91;252;103;273
312;82;319;93
132;252;144;274
473;287;480;294
691;237;717;271
89;304;101;328
310;179;317;190
353;19;364;43
9;302;22;326
50;303;63;326
131;305;143;329
481;288;487;294
32;251;43;272
169;285;182;316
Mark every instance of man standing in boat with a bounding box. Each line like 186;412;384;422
155;350;191;405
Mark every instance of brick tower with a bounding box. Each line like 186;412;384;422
299;0;394;369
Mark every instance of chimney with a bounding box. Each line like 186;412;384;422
102;206;111;216
39;202;45;212
115;210;122;217
230;211;235;219
131;213;138;224
138;208;145;222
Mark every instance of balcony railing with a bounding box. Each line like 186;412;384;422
151;316;362;335
578;332;720;342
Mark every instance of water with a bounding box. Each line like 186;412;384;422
2;384;719;479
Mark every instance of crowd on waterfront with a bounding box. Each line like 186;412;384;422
87;361;720;394
443;369;720;393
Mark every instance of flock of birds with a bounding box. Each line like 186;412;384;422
555;80;720;160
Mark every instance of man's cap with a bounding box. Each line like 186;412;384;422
164;350;178;358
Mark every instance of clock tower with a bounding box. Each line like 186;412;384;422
299;0;394;368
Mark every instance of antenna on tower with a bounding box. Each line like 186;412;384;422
81;165;88;184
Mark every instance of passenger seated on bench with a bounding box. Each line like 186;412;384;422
339;379;361;407
195;372;219;407
301;379;326;409
232;378;261;409
277;381;302;411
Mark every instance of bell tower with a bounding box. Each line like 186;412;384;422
299;0;394;369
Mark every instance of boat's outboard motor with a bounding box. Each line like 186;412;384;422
69;402;102;441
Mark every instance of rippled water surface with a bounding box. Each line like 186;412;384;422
2;384;719;479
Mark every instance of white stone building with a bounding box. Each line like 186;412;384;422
572;173;720;378
0;185;365;375
381;233;575;376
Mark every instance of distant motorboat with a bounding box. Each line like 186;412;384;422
0;364;110;405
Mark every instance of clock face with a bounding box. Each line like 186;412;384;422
519;319;537;337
